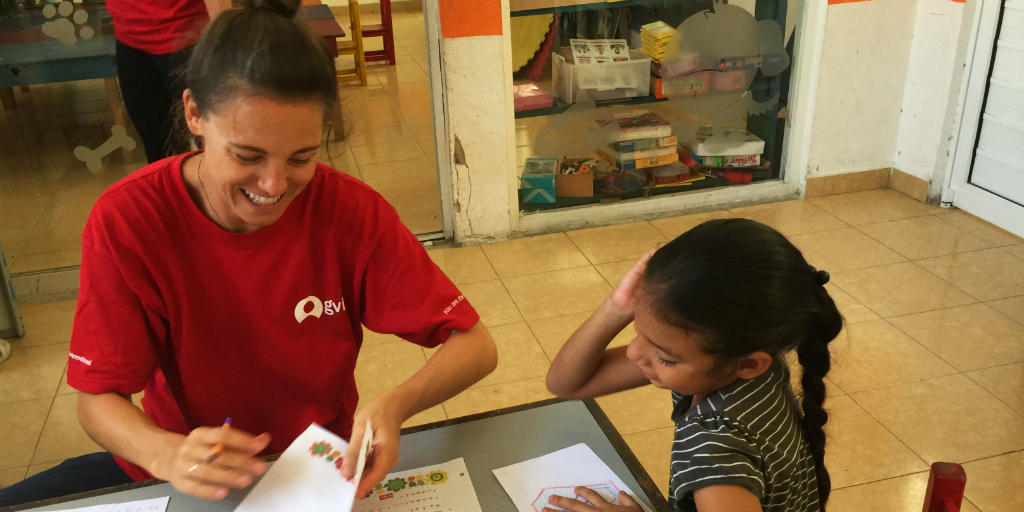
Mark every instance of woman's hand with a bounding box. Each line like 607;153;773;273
542;488;643;512
339;390;406;498
152;426;271;500
608;249;655;317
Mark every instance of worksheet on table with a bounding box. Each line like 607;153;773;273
353;458;483;512
493;444;654;512
51;496;168;512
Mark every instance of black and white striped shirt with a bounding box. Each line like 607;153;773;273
669;358;819;512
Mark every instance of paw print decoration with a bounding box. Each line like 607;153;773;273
41;1;94;47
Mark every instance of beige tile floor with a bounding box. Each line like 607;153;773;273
0;9;441;277
2;190;1024;510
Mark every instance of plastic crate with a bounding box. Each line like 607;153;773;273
552;49;651;104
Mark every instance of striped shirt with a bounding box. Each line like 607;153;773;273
669;358;819;512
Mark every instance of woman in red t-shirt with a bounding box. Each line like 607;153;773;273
0;0;498;507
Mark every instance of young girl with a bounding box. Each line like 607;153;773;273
545;218;842;512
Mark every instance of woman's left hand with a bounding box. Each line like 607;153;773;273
543;488;643;512
339;390;406;498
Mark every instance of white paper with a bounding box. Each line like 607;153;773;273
354;419;374;490
234;423;360;512
492;444;653;512
52;496;168;512
353;457;483;512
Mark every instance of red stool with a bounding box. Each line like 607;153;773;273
922;462;967;512
361;0;396;65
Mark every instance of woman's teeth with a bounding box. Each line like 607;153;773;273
243;190;283;206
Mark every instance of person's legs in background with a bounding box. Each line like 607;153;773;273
0;452;134;507
115;41;189;163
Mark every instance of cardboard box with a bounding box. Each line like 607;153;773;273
556;173;593;197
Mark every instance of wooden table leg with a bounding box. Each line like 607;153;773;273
331;59;346;142
19;85;29;93
0;87;15;110
103;77;135;165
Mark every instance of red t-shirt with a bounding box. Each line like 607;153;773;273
67;153;479;481
106;0;209;54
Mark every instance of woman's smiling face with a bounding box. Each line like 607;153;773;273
184;92;324;233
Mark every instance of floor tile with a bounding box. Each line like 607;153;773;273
935;210;1024;247
442;377;554;419
32;394;103;465
622;427;674;496
9;299;76;348
1005;243;1024;260
0;398;51;470
965;362;1024;415
0;467;26;488
342;124;418;149
823;283;880;324
8;249;81;273
465;322;549;389
526;311;635;360
828;473;981;512
353;340;444;428
593;260;638;289
832;262;977;318
503;267;613;321
827;321;956;393
566;222;666;265
357;158;435;189
788;228;906;273
350;142;425;166
25;461;59;479
962;451;1024;512
648;211;735;240
888;304;1024;372
858;215;993;260
0;343;69;405
57;367;74;395
361;329;405;347
785;352;844;398
824;395;927;489
480;233;591;280
458;280;523;327
917;248;1024;302
426;245;497;285
595;385;675;436
729;200;846;236
809;189;930;226
850;374;1024;463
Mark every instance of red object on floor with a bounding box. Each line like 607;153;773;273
922;462;966;512
363;0;396;65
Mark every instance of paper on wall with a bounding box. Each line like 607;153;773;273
492;444;653;512
235;421;372;512
52;496;169;512
353;457;483;512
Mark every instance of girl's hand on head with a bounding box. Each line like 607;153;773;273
608;249;656;317
156;426;270;500
340;394;404;499
542;489;643;512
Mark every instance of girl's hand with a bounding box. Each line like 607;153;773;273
608;249;656;316
543;488;643;512
340;391;405;498
154;426;270;500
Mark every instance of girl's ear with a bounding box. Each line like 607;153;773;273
183;89;204;137
734;351;773;380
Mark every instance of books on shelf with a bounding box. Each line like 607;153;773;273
688;153;761;167
640;21;674;63
512;83;554;112
569;39;631;65
613;135;677;154
597;110;673;142
682;127;766;157
605;144;677;162
596;149;679;171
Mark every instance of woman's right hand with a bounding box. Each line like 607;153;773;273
153;426;271;500
608;249;655;317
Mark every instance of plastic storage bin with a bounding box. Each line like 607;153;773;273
552;50;652;104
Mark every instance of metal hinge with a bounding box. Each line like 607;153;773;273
940;188;958;208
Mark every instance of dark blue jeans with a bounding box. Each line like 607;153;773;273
0;452;134;508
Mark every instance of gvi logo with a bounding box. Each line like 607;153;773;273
295;295;346;323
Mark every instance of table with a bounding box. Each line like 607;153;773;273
2;399;674;512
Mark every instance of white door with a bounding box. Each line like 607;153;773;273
946;0;1024;237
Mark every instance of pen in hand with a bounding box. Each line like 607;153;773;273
207;417;233;464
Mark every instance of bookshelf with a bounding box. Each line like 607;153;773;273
510;0;677;18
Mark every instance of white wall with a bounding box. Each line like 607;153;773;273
807;0;918;178
894;0;968;191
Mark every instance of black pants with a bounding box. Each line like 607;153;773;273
115;40;192;163
0;452;134;507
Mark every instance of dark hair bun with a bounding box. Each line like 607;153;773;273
242;0;300;18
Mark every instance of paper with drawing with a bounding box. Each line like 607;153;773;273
352;457;483;512
52;497;168;512
234;421;372;512
492;444;653;512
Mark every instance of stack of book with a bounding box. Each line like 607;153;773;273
594;110;679;172
640;21;674;64
681;127;768;184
